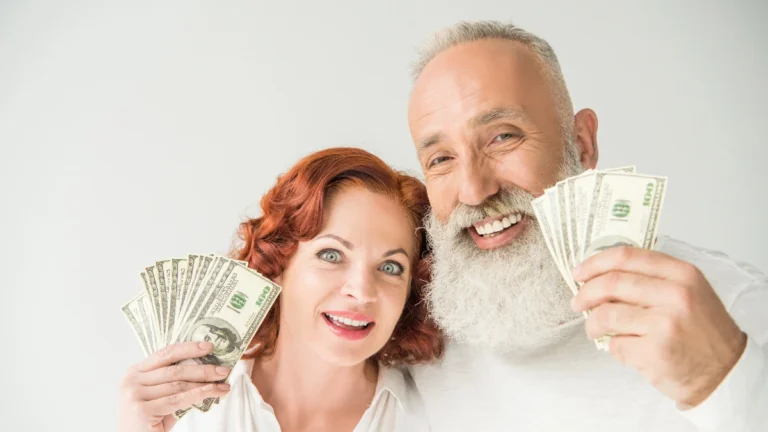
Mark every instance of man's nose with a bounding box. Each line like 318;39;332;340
339;266;377;304
457;158;500;206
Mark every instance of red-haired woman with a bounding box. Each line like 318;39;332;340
119;148;444;432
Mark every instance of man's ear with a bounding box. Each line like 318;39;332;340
573;108;599;170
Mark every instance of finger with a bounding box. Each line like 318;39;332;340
584;302;654;340
139;363;231;386
573;246;700;285
145;382;231;416
573;271;677;311
139;381;210;401
606;335;649;370
137;342;214;372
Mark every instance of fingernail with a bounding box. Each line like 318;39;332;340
217;383;231;391
199;341;213;350
571;265;583;281
202;384;214;391
216;366;230;376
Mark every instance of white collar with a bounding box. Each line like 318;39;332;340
371;364;407;410
228;359;407;410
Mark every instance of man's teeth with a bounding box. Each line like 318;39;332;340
474;213;523;236
326;313;370;328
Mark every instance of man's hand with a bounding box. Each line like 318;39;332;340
571;246;747;407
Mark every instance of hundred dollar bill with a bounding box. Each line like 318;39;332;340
121;292;153;356
155;259;174;343
215;258;248;406
563;174;582;270
181;257;230;331
176;260;281;411
168;258;186;342
174;255;225;343
142;268;165;343
139;273;161;350
556;180;574;269
533;194;575;293
139;291;159;352
179;254;203;317
581;172;666;260
176;254;215;338
179;254;202;316
179;254;199;317
534;194;604;349
571;166;636;264
566;169;594;267
125;253;279;418
545;187;569;276
171;255;223;419
580;171;665;352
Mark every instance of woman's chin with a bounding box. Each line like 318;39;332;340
311;334;386;367
314;343;377;367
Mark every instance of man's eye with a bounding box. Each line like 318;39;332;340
428;155;451;167
204;335;211;342
493;133;518;142
317;249;343;263
379;261;404;276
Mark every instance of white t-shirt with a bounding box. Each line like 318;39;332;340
409;236;768;432
173;359;429;432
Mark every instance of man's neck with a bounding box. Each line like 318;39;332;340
251;332;377;430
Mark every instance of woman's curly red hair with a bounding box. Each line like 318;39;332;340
234;147;443;366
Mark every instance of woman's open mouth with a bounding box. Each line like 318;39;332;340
322;312;375;341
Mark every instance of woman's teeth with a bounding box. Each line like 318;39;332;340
325;313;370;328
474;213;523;237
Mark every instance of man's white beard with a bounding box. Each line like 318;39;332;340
424;146;585;353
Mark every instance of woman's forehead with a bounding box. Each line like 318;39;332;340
321;188;417;249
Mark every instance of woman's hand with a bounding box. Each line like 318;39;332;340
119;341;232;431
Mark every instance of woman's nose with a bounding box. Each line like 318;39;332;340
339;268;377;303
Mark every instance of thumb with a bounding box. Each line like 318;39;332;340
161;415;178;431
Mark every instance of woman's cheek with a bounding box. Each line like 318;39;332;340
383;287;409;331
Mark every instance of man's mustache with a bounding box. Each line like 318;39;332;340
439;188;537;236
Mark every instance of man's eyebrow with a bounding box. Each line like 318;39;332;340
418;107;529;153
470;107;530;128
418;133;444;152
316;234;353;249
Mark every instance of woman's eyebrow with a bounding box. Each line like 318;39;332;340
316;233;354;249
317;234;409;259
383;248;409;259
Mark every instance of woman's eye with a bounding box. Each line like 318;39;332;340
317;249;343;263
379;261;404;276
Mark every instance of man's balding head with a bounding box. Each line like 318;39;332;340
411;21;575;139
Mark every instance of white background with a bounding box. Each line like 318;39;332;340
1;0;766;429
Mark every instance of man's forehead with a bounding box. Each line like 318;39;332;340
408;40;544;133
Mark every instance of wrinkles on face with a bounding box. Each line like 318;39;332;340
409;40;568;223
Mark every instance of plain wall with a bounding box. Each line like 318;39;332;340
1;0;766;429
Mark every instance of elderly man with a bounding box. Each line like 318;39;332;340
407;21;767;431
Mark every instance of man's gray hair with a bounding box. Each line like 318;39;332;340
411;20;575;140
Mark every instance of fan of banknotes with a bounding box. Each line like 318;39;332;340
121;254;281;416
531;167;667;350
